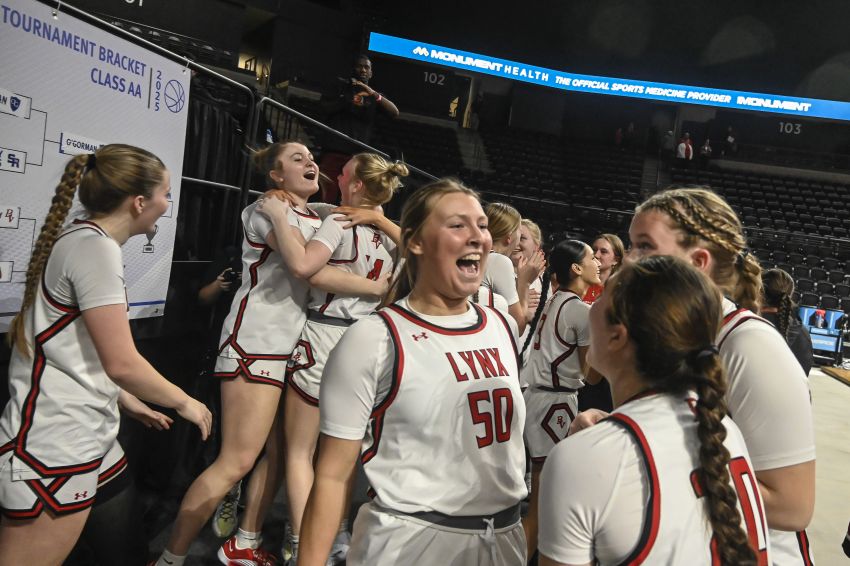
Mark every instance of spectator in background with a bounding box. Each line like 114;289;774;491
699;138;713;169
676;132;693;165
761;268;814;376
661;130;675;169
722;126;738;156
320;54;400;204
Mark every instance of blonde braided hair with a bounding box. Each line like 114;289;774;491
637;187;762;312
8;145;165;356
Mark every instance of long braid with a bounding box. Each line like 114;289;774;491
521;273;550;357
8;154;88;356
691;362;757;566
610;256;758;565
777;293;793;342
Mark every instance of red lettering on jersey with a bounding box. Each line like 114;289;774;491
446;352;470;382
366;259;385;281
691;458;768;565
486;348;509;377
458;351;481;380
474;349;497;378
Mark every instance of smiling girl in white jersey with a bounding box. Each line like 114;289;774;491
154;142;384;566
297;179;528;566
0;145;211;565
255;152;407;564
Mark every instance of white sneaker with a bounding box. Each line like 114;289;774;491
212;481;241;538
329;530;351;565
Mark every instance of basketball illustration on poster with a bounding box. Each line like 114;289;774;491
0;0;190;330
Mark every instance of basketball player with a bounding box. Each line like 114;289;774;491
251;153;408;564
627;187;815;565
153;142;385;566
297;179;528;566
522;239;603;561
0;145;212;565
582;233;624;304
482;202;544;336
511;220;546;374
539;256;768;565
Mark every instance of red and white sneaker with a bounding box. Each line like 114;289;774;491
217;536;278;566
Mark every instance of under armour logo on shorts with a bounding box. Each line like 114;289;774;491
74;491;88;500
259;370;270;376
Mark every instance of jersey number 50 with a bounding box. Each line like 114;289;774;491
467;388;513;448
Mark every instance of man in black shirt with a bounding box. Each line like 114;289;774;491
320;54;399;203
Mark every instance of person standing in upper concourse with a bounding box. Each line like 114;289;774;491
320;54;400;203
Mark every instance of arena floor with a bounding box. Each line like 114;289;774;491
808;367;850;564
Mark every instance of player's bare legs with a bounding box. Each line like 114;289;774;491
523;461;544;562
164;375;281;555
284;390;321;538
0;508;91;566
239;397;286;532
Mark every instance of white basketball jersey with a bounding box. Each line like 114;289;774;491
610;393;770;565
362;302;527;515
0;221;126;477
526;290;588;390
218;203;321;358
718;305;815;566
472;286;510;317
309;223;395;320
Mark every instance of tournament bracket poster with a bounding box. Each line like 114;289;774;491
0;0;190;331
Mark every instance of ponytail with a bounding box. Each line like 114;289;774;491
691;354;758;566
521;273;549;357
350;153;409;207
734;251;763;314
8;154;88;356
608;256;758;565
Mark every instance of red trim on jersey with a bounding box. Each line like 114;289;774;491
70;219;108;236
796;530;814;566
15;311;105;476
385;302;487;335
318;293;335;314
293;207;320;220
723;307;748;324
287;379;319;406
327;225;359;264
550;345;577;389
607;413;661;565
3;476;70;519
488;306;520;372
40;273;78;313
218;245;290;363
211;357;287;389
97;455;128;485
553;293;580;348
243;224;268;249
28;475;94;515
361;311;406;465
718;309;768;350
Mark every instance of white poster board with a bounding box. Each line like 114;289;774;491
0;0;190;331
